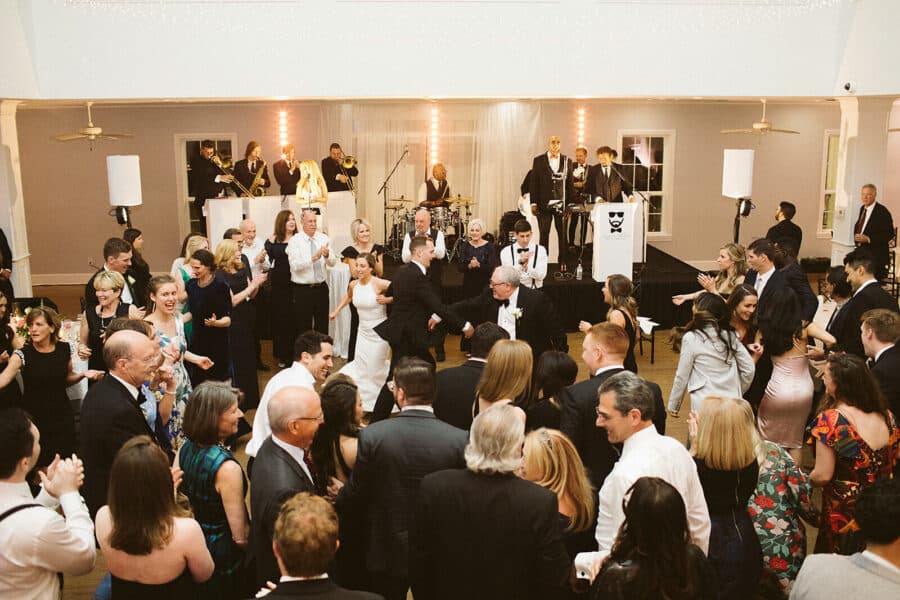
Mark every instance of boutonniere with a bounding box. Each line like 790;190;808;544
573;165;585;178
510;307;524;320
127;275;136;286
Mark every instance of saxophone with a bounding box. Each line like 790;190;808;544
247;159;268;197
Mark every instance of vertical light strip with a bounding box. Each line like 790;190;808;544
576;107;586;148
430;107;439;166
278;109;288;155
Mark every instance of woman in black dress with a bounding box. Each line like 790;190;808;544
341;218;386;361
186;250;232;386
77;270;141;373
457;218;496;299
214;239;266;408
265;210;297;368
0;307;103;468
525;350;578;431
124;227;151;307
0;290;23;408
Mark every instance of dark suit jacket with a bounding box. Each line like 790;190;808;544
189;153;227;207
410;469;572;600
232;158;271;196
829;282;899;358
273;159;301;195
744;263;818;323
260;578;383;600
84;267;137;312
871;345;900;421
449;286;569;363
374;263;464;358
766;219;803;254
559;368;665;491
434;359;484;430
80;374;159;518
336;409;467;578
528;154;574;212
858;202;895;277
322;157;358;193
250;437;317;586
585;163;633;203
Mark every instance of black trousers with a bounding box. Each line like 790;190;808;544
292;282;329;335
370;336;436;423
367;572;408;600
537;210;567;263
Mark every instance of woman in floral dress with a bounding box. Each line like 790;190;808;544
747;438;817;596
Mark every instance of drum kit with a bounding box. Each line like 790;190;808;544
385;194;477;260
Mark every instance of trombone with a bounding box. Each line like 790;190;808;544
339;153;358;200
211;153;254;198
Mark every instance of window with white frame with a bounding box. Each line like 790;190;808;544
819;130;839;233
619;131;674;235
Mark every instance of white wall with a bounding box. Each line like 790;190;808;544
2;0;898;100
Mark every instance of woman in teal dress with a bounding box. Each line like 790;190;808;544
179;381;251;599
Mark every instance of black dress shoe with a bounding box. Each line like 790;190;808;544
256;362;271;372
435;350;446;362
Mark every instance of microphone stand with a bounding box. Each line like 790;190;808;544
378;147;409;260
607;162;649;294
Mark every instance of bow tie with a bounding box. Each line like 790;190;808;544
497;298;510;308
517;247;530;254
550;154;559;159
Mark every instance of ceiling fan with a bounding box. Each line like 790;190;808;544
53;101;134;143
721;99;799;135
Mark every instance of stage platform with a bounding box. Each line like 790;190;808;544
383;244;700;331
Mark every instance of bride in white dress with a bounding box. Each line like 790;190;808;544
329;253;392;411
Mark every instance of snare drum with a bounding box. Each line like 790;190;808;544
430;206;451;231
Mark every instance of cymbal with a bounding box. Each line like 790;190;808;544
385;203;410;210
387;197;414;204
451;196;476;205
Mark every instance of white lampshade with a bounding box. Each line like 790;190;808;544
106;155;143;207
722;149;754;199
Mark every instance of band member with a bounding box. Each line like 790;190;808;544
569;146;592;248
321;143;358;193
232;141;270;197
529;135;573;269
418;162;451;208
272;144;302;196
586;145;633;203
500;220;548;289
189;140;233;210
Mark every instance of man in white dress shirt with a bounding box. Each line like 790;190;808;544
240;218;271;371
246;331;333;473
288;208;338;335
574;371;710;582
0;409;96;599
499;219;548;289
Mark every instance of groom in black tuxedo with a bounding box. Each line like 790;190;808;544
449;265;568;364
371;235;471;422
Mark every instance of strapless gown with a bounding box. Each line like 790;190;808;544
339;280;390;411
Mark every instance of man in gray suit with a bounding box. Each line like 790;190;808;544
791;478;900;599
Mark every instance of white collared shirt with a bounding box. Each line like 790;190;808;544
874;344;894;364
500;242;548;288
271;434;314;485
754;266;776;296
110;373;140;402
0;482;96;600
241;237;266;278
854;278;878;296
574;425;710;575
247;362;316;457
547;152;560;172
497;287;521;340
594;364;625;377
286;230;337;284
104;265;134;304
401;405;434;413
401;230;446;263
279;574;329;582
860;202;875;233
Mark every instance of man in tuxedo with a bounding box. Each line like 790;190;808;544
766;201;803;254
559;323;664;492
232;140;270;196
401;209;448;360
189;139;233;220
321;143;358;193
529;135;573;267
80;330;164;518
499;219;548;289
744;238;817;322
410;404;573;600
853;183;894;280
585;145;633;204
84;237;139;311
265;492;383;600
830;249;899;358
434;323;508;430
417;162;451;208
250;385;322;586
861;309;900;422
273;143;302;197
371;236;470;421
449;265;568;365
331;358;467;600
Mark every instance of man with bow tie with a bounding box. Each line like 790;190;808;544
529;135;574;269
499;219;547;289
450;265;568;365
232;140;270;196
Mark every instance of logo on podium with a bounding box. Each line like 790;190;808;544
608;211;625;234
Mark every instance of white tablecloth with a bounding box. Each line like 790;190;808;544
328;263;352;358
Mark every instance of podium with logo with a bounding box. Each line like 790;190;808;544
590;202;645;282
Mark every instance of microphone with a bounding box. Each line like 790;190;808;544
404;144;409;155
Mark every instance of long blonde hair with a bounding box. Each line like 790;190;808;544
182;235;209;262
214;239;242;272
693;396;757;471
714;243;748;294
476;340;532;405
523;428;595;532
